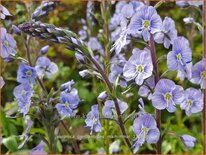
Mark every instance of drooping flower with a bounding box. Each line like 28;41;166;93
154;17;177;49
55;88;80;118
138;76;155;100
129;6;162;41
123;48;153;85
190;59;206;89
167;37;192;74
180;134;196;148
109;53;127;87
132;114;160;153
111;29;129;54
176;62;192;81
18;119;33;149
30;141;47;154
180;88;203;116
0;4;12;19
35;56;58;78
102;99;128;119
17;63;37;84
60;79;75;92
0;76;5;88
152;79;184;113
85;104;102;134
1;28;17;59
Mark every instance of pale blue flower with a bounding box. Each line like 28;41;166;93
132;114;160;153
1;28;17;59
16;97;31;116
56;88;80;117
102;99;128;119
167;37;192;74
180;88;203;116
129;6;162;41
30;141;46;154
0;4;12;19
152;79;184;112
13;83;33;99
85;104;102;134
17;63;37;84
123;48;153;85
35;56;58;78
190;59;206;89
154;17;177;49
138;76;154;100
60;79;75;92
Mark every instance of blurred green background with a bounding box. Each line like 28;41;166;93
1;1;203;154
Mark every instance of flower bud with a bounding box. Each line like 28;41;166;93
97;91;108;101
79;70;91;78
40;45;49;55
12;25;21;35
180;134;196;148
75;53;86;64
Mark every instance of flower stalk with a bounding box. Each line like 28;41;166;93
149;33;162;153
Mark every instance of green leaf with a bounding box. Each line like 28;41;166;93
2;136;18;152
57;139;63;153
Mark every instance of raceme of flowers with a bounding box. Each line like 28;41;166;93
0;0;204;154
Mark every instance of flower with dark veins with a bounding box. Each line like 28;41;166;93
167;37;192;74
132;114;160;153
190;59;206;89
1;28;17;59
17;63;37;84
56;88;80;118
180;88;203;116
123;48;153;85
35;56;58;79
152;79;184;113
154;17;177;49
129;5;162;41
